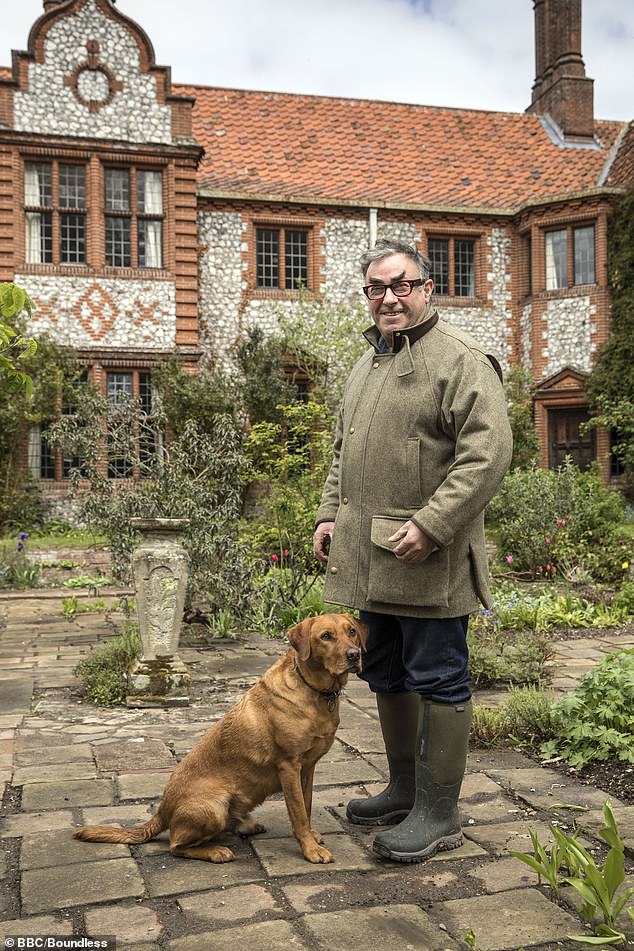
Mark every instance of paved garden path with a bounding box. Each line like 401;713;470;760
0;592;632;951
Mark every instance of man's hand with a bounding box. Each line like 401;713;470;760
313;521;335;564
389;520;437;563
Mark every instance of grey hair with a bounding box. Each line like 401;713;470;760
360;238;431;281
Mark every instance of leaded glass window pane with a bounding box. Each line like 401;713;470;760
105;216;131;267
137;171;163;214
285;230;308;289
428;239;449;295
105;168;130;212
545;230;568;290
25;162;52;207
454;240;475;297
574;226;595;285
257;228;279;288
59;165;86;209
138;219;163;268
60;213;86;264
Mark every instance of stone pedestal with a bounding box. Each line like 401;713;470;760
126;517;191;708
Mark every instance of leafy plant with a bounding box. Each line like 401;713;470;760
471;686;555;750
63;575;112;589
206;609;239;640
488;460;632;582
505;367;540;471
541;650;634;768
0;283;37;397
62;595;108;618
73;622;141;706
510;801;634;946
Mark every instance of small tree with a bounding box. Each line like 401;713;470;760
504;367;539;470
0;283;37;397
586;186;634;486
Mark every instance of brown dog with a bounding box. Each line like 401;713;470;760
74;613;367;864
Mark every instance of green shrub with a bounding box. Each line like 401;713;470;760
73;623;141;706
541;649;634;768
471;686;556;750
488;460;632;582
505;367;540;471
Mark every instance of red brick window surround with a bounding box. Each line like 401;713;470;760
427;236;477;298
24;160;87;266
104;167;164;269
544;223;596;291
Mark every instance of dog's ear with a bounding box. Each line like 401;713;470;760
287;619;312;661
344;614;369;650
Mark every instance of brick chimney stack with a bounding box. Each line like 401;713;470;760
528;0;595;140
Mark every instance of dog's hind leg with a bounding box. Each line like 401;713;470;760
168;797;234;863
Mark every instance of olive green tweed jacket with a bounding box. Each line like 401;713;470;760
315;316;513;618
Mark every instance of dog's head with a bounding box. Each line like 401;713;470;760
287;613;368;676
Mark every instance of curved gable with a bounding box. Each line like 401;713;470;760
12;0;179;144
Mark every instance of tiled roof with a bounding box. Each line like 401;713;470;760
176;84;627;212
604;121;634;188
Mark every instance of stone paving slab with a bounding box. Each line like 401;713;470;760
302;903;460;951
21;857;145;914
1;809;76;838
465;819;558;855
84;904;164;945
95;738;176;771
141;843;266;897
12;762;98;784
117;770;172;800
81;803;157;827
20;828;130;869
487;766;616;812
21;778;114;811
251;831;377;877
0;677;34;713
0;915;74;940
250;798;343;839
580;804;634;854
437;887;583;950
466;855;540;892
177;883;281;925
167;919;308;951
14;742;93;766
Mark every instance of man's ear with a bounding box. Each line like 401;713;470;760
287;619;313;661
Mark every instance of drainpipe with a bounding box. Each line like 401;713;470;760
368;208;378;248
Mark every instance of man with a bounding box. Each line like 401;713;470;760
313;238;513;863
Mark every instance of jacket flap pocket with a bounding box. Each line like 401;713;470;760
370;516;407;552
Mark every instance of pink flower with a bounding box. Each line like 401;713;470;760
546;564;551;571
545;536;551;545
271;554;279;562
552;566;557;573
556;519;567;527
506;555;514;564
283;549;289;557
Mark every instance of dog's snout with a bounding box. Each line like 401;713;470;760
346;648;360;663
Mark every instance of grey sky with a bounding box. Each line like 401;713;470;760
2;0;632;120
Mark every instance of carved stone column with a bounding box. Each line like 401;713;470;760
126;517;191;707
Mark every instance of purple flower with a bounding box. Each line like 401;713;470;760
18;531;28;541
17;542;24;552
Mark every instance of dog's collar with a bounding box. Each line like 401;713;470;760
293;660;341;710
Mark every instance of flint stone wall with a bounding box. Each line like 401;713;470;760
541;295;596;377
17;274;176;350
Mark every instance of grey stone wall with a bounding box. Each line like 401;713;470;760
541;295;596;377
17;274;176;350
521;303;533;370
197;210;244;371
14;0;173;144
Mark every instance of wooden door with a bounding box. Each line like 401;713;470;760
548;408;596;469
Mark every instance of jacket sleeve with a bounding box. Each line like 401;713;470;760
314;402;344;526
410;352;513;548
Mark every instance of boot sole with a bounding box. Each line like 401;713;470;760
372;832;463;863
346;808;411;827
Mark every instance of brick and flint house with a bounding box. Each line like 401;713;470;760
0;0;632;510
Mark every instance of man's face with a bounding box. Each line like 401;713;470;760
365;253;433;340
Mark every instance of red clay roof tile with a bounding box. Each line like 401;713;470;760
175;83;626;211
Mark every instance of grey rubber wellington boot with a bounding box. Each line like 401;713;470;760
372;698;472;862
346;692;419;825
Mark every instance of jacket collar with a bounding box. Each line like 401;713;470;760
362;309;439;354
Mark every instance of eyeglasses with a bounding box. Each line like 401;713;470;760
362;278;424;301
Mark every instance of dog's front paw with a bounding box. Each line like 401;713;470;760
236;819;267;837
304;843;334;864
310;828;325;844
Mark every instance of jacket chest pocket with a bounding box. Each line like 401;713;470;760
368;515;449;608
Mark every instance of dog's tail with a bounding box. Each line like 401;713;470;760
74;811;166;845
